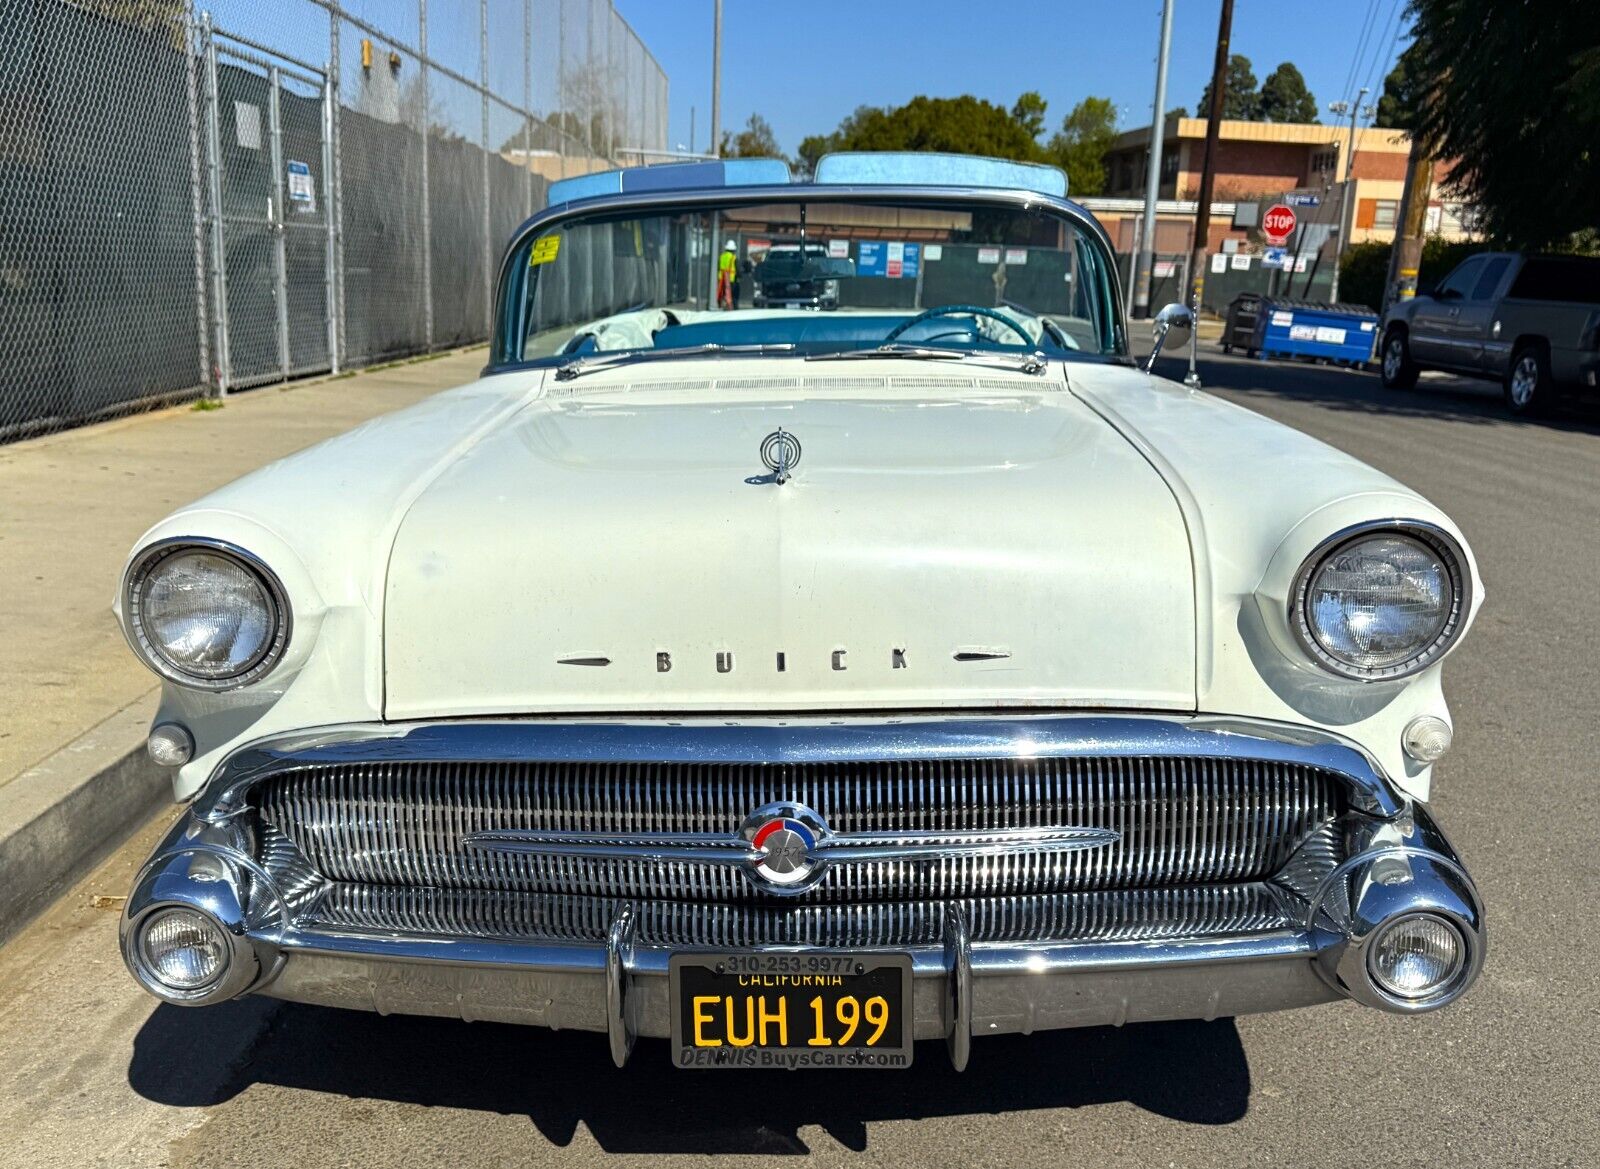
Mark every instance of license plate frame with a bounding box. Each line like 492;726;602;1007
668;952;914;1069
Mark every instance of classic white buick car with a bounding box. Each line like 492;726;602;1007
117;154;1484;1070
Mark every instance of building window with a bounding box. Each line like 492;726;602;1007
1372;200;1398;230
1310;149;1337;178
1160;148;1178;181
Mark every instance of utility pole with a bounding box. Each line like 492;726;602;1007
1326;88;1373;304
710;0;722;158
1134;0;1175;320
1384;147;1434;312
1185;0;1234;390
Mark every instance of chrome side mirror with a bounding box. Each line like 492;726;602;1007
1144;303;1194;373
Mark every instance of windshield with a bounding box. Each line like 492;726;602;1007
495;195;1125;367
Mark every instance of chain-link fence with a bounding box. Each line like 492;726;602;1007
0;0;667;441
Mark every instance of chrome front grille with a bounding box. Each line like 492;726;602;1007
253;756;1344;904
309;882;1302;948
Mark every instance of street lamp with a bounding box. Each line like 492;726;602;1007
1326;89;1375;303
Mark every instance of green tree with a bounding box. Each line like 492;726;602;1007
1011;92;1049;140
1166;106;1189;119
1375;41;1424;130
1258;63;1317;122
1406;0;1600;246
1046;97;1118;196
797;95;1048;174
1199;54;1259;120
720;113;786;161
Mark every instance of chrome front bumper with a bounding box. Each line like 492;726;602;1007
120;716;1485;1069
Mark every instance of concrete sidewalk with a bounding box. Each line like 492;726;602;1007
0;348;487;938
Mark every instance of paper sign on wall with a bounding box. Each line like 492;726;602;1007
977;247;1000;264
287;161;315;212
828;239;849;258
1004;248;1028;265
1230;254;1251;270
924;244;942;261
1211;253;1227;274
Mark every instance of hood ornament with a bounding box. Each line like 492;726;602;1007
749;428;801;485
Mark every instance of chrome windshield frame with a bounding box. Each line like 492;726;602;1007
485;183;1130;373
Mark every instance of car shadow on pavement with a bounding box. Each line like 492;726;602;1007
1144;351;1600;436
128;1002;1251;1152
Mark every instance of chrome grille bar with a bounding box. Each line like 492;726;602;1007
253;755;1344;904
306;882;1302;948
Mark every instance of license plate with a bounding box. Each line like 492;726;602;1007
669;952;913;1069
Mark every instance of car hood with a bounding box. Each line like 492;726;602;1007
382;368;1197;717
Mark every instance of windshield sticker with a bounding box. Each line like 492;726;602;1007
529;236;561;266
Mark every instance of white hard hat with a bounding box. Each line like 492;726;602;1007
724;240;736;251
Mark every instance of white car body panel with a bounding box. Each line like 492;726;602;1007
382;369;1195;718
119;358;1480;804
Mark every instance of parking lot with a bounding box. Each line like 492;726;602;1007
2;346;1596;1169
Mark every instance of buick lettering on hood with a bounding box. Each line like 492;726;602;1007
116;154;1485;1071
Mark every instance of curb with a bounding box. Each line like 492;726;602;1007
0;695;168;946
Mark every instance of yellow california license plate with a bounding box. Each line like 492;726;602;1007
669;952;913;1069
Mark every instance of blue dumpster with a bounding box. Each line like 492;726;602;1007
1246;298;1380;366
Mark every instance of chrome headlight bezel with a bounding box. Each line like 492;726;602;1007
122;538;292;691
1289;520;1470;682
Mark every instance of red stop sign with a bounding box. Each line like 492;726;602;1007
1263;203;1297;243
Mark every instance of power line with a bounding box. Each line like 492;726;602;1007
1359;0;1408;106
1339;0;1382;111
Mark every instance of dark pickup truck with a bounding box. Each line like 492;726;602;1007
1379;252;1600;414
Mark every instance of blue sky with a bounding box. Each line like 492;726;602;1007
615;0;1413;156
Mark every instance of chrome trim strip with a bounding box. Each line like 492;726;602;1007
463;825;1121;865
201;713;1403;819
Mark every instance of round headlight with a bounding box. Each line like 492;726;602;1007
1291;523;1468;681
136;907;231;992
1368;914;1467;1002
124;542;289;689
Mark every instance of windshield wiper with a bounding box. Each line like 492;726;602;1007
806;343;1047;376
553;343;795;382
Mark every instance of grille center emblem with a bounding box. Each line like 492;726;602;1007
741;802;826;891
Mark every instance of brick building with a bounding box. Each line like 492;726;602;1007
1101;116;1475;246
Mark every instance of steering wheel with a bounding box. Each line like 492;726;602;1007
884;304;1033;347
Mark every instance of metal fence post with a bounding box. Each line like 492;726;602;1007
266;65;291;380
201;11;231;396
419;0;433;350
322;72;339;374
183;2;211;393
523;0;532;218
481;0;492;338
328;11;345;372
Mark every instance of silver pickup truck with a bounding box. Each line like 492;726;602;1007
1379;252;1600;415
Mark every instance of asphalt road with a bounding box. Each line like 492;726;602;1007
4;346;1598;1168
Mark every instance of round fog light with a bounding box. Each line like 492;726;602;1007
147;724;195;768
1403;716;1453;763
1369;914;1465;1001
137;907;230;992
